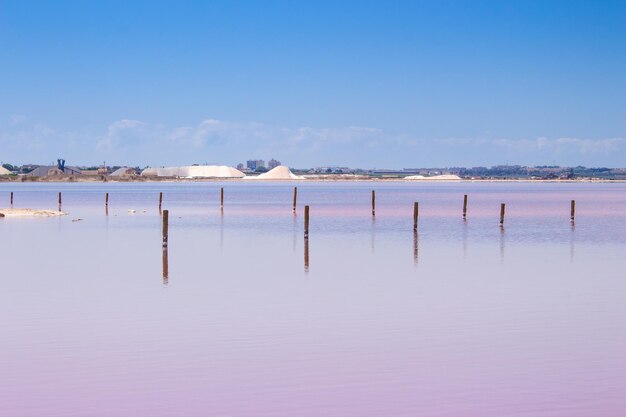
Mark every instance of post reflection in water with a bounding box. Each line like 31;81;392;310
220;207;224;250
499;227;506;263
292;213;297;252
304;237;310;273
412;230;419;265
570;222;576;263
162;247;169;285
462;220;468;259
370;216;376;253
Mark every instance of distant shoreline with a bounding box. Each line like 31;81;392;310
1;175;624;184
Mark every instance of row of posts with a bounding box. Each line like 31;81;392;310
5;189;578;228
157;188;578;277
2;189;577;280
159;191;576;279
158;189;577;250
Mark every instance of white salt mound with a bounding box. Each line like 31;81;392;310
405;174;462;180
0;166;11;175
0;208;67;217
110;167;137;177
245;166;304;180
141;167;158;176
141;165;245;178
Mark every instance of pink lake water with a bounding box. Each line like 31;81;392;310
1;181;625;417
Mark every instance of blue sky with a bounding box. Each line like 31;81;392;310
1;0;625;168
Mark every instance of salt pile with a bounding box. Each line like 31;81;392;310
141;165;245;178
110;167;137;177
0;166;11;175
405;174;462;181
141;167;158;177
0;208;67;217
245;166;304;180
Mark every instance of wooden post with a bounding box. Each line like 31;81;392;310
105;192;109;206
220;187;224;208
10;192;13;207
58;192;62;211
304;205;310;237
158;192;163;212
499;203;506;227
292;186;298;213
162;209;169;248
570;200;575;222
372;190;376;216
413;202;419;231
463;194;468;219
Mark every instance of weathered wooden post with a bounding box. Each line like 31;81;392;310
570;200;576;222
105;192;109;207
413;202;419;231
463;194;468;219
58;192;62;211
292;186;298;213
10;192;13;207
500;203;506;227
372;190;376;216
162;209;169;248
220;187;224;208
304;205;310;238
158;192;163;212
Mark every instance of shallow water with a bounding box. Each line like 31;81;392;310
1;181;625;417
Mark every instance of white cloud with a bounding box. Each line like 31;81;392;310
85;118;398;166
1;115;624;167
553;137;623;153
96;119;150;151
0;122;55;152
490;137;624;154
435;138;488;146
149;119;390;155
436;136;624;156
10;114;27;125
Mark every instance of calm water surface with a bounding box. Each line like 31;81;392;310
1;182;625;417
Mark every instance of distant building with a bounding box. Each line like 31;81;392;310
236;163;245;171
27;160;82;177
81;169;103;176
267;158;281;169
314;166;353;174
247;160;265;171
19;164;39;174
27;166;83;177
